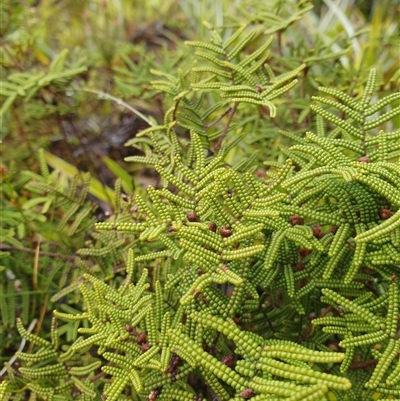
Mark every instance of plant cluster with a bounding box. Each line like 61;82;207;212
1;1;399;400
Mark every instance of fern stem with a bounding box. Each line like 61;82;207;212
0;244;77;260
78;88;154;126
213;102;238;152
204;106;232;129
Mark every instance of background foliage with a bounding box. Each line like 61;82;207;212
0;0;399;400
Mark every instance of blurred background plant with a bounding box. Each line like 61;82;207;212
0;0;399;394
1;0;398;172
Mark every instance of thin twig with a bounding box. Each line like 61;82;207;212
78;89;154;127
276;30;283;57
261;106;285;129
0;244;77;260
204;107;232;129
33;293;49;341
90;370;107;382
172;97;182;122
213;102;238;152
33;239;41;291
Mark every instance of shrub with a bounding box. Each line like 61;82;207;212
1;1;399;400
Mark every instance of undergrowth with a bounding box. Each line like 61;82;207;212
0;1;399;400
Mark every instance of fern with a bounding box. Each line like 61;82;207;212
13;72;399;398
0;49;87;118
2;2;400;401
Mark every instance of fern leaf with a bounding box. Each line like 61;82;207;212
48;49;69;75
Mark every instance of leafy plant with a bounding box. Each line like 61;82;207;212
1;1;399;401
4;67;399;400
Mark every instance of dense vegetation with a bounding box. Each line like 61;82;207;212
1;1;399;400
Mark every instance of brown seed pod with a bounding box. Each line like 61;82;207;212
171;353;180;366
140;342;150;353
221;354;235;368
147;389;161;401
255;170;266;179
312;224;323;239
208;222;217;232
298;248;311;257
357;156;370;163
289;215;303;226
137;332;147;344
186;211;199;222
379;209;393;219
327;226;338;234
220;226;232;237
239;388;255;399
166;352;181;374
